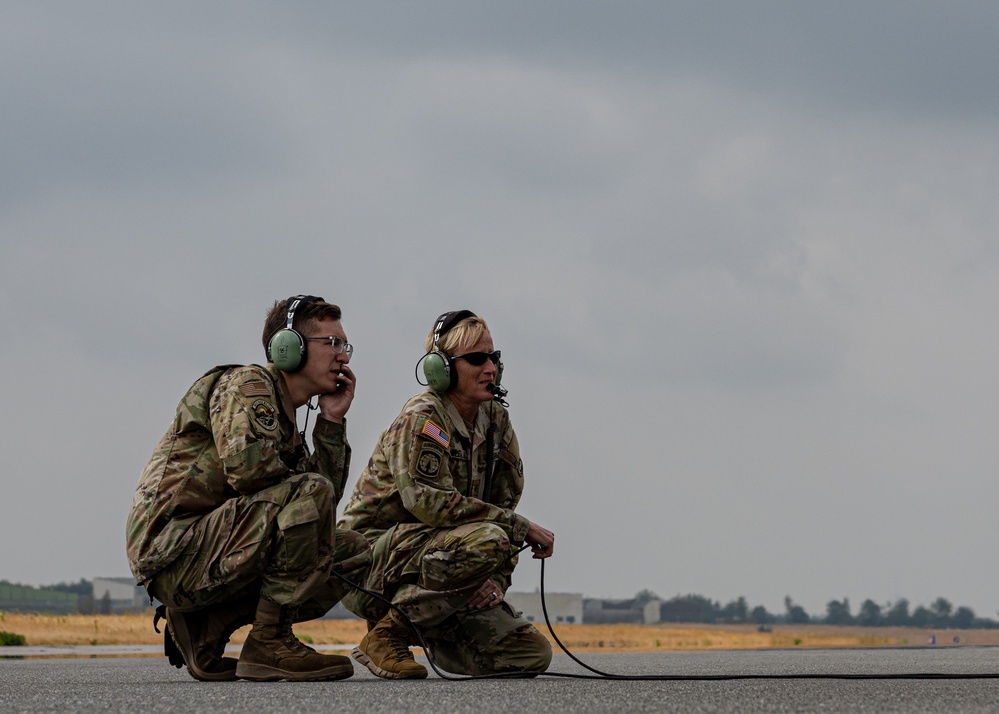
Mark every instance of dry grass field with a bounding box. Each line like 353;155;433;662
5;612;999;652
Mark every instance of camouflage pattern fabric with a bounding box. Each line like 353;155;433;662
127;363;367;610
146;471;332;608
339;389;530;553
147;474;370;610
422;609;552;676
339;389;550;674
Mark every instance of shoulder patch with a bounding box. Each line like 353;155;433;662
240;381;271;397
416;446;443;478
251;399;278;431
421;419;450;449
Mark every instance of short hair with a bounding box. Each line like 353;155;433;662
425;314;489;355
262;297;342;360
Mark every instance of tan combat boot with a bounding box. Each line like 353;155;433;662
352;611;428;679
158;593;257;681
235;598;354;682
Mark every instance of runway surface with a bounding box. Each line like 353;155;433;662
3;648;999;713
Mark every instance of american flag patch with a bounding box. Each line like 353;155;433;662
421;420;450;448
239;382;271;397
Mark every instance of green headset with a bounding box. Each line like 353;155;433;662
422;310;503;392
267;295;323;372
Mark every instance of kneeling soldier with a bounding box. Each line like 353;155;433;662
126;296;370;681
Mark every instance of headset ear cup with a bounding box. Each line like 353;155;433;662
495;358;503;386
269;329;306;372
423;352;455;391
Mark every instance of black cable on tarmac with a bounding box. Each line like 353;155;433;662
331;548;999;681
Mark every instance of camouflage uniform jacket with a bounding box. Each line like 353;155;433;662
126;363;351;585
339;389;531;547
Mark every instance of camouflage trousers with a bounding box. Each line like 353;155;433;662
343;521;551;675
420;604;553;676
148;472;370;620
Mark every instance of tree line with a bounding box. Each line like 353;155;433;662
639;591;999;629
4;579;998;629
0;579;108;615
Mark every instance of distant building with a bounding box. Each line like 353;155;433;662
90;581;360;618
505;591;583;625
92;577;149;613
583;598;662;625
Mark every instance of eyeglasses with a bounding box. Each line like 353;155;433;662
304;336;353;357
453;350;501;366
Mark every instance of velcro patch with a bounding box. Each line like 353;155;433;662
421;419;450;449
240;381;271;397
416;446;443;477
251;399;278;430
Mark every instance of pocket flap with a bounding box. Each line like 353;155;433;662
276;497;320;531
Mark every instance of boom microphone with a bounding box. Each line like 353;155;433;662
487;382;509;407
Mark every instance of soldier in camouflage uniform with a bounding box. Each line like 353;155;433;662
339;310;555;678
126;296;370;682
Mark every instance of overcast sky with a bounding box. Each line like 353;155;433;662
3;2;999;619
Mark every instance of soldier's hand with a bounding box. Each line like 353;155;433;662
318;364;355;423
468;579;504;610
525;521;554;559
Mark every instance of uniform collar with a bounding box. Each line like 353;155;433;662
444;395;487;445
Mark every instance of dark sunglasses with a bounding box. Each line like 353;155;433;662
453;350;501;366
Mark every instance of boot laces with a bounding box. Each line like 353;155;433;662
275;622;317;654
385;626;414;660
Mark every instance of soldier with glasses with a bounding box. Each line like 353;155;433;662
126;296;370;682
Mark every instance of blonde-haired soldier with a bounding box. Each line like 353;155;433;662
340;309;554;678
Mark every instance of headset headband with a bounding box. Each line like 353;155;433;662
432;310;476;352
284;294;324;331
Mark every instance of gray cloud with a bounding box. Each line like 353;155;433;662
3;2;999;618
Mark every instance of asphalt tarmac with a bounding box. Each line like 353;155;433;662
3;648;999;713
